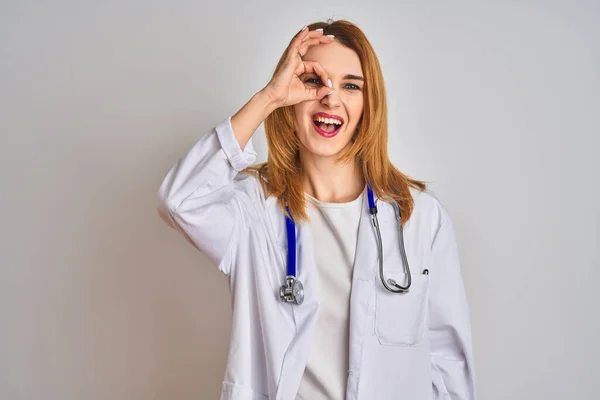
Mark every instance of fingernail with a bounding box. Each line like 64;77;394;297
327;90;334;96
301;25;307;31
315;28;324;32
327;79;332;88
327;34;335;38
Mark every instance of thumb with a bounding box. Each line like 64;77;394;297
308;86;334;101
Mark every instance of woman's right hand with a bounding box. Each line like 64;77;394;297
230;27;335;149
263;26;335;109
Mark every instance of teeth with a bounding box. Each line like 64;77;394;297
314;116;342;125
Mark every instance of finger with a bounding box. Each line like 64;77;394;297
288;26;311;52
282;27;310;63
299;61;332;89
300;28;325;42
291;28;327;57
306;85;335;101
295;25;311;41
297;35;334;58
297;38;321;57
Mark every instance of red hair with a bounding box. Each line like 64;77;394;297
245;20;427;224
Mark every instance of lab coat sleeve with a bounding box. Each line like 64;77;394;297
156;116;257;275
427;207;476;399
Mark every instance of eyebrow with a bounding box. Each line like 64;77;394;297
344;74;365;81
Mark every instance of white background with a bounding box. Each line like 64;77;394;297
1;1;598;399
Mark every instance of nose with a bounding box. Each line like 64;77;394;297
320;86;341;108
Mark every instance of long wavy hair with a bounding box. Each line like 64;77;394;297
245;20;427;224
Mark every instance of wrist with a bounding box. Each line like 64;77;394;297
255;89;281;117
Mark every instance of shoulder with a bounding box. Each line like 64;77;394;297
408;186;454;244
234;170;288;249
232;169;284;221
230;170;269;211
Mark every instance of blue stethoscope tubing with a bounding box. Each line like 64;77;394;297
279;205;305;305
279;186;412;305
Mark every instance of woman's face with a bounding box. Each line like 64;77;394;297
294;40;364;159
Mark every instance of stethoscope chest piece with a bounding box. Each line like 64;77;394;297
278;187;413;306
279;276;304;305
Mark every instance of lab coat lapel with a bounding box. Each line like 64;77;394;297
292;220;320;326
277;190;380;399
346;189;380;399
352;189;379;281
276;220;320;400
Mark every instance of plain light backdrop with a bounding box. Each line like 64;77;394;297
1;1;598;399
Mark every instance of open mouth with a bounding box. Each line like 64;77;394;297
311;113;345;138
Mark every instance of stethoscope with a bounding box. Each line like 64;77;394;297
279;186;413;305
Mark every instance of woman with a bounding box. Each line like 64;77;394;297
157;20;476;400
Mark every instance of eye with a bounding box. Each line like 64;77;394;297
344;83;361;90
304;77;323;86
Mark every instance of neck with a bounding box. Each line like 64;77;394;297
300;150;365;203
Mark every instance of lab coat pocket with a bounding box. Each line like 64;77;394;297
375;271;430;346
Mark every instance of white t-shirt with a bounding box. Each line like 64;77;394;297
295;190;364;400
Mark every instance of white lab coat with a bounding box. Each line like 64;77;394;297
157;116;476;400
